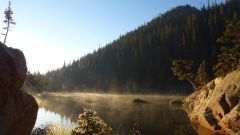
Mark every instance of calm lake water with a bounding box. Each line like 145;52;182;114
35;108;76;128
34;92;196;135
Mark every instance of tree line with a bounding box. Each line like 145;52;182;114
172;20;240;91
24;0;240;93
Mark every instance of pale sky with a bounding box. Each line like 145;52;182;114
0;0;226;73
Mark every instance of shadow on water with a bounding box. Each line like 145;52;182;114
34;92;197;135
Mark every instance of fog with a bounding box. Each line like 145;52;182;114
34;92;196;135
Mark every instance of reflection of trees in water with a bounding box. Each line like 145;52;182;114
35;93;196;135
36;95;84;120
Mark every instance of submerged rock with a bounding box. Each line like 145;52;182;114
184;69;240;135
170;99;184;107
0;43;38;135
132;98;149;104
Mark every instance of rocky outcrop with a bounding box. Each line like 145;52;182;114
185;69;240;135
0;43;38;135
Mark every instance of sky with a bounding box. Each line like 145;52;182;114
0;0;226;73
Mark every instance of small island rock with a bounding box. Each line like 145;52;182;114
132;98;149;104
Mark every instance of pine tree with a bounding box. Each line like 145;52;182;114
214;21;240;77
171;59;197;90
195;60;209;88
2;1;15;44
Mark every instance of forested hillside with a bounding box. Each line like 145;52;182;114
26;0;240;93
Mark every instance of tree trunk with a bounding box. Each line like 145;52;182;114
3;19;10;44
186;77;197;91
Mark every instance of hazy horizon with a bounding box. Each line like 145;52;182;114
0;0;225;73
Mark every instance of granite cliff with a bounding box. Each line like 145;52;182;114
185;69;240;135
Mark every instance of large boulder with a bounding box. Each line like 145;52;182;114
0;43;38;135
185;69;240;135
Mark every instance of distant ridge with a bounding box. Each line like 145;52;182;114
39;0;240;93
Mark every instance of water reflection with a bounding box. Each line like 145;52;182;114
34;93;196;135
35;108;76;128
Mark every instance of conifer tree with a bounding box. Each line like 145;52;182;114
195;60;209;88
214;21;240;77
171;59;197;90
2;1;15;44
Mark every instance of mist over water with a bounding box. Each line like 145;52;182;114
34;92;196;135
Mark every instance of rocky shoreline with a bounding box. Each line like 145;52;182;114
184;69;240;135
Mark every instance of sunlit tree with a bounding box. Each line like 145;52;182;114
71;109;112;135
171;59;209;90
214;21;240;77
195;60;209;88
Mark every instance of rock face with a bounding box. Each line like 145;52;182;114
0;43;38;135
185;69;240;135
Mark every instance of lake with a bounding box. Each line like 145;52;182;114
34;92;196;135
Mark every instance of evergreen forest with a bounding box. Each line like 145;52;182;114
24;0;240;94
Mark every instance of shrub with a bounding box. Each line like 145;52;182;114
31;122;70;135
71;109;112;135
